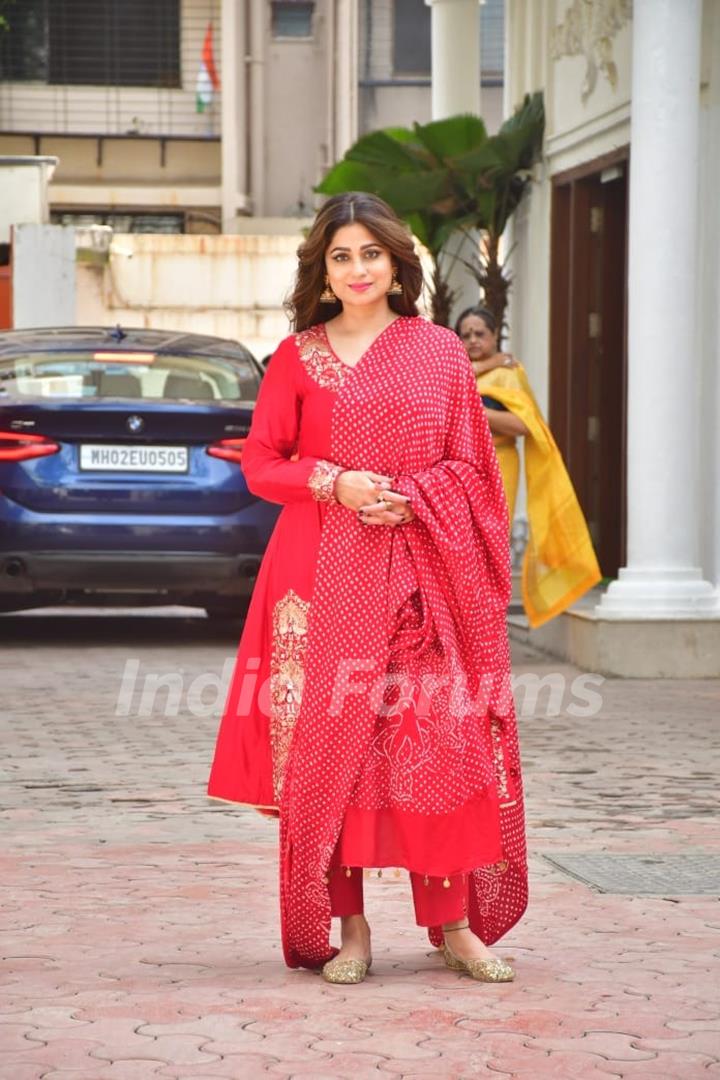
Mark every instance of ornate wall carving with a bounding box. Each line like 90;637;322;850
551;0;632;102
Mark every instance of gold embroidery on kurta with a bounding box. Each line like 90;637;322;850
296;327;348;391
270;589;310;801
491;715;515;806
308;459;343;502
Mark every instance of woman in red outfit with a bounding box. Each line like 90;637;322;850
207;193;527;984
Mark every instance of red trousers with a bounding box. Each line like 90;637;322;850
327;867;468;928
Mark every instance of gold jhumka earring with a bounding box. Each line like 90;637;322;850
387;269;403;295
320;275;337;303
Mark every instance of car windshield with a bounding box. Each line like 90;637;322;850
0;351;260;402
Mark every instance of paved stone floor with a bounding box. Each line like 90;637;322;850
1;608;719;1080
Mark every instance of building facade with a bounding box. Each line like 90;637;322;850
0;0;504;228
504;0;720;673
0;1;504;357
0;0;224;231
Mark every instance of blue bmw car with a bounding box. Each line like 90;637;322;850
0;325;279;618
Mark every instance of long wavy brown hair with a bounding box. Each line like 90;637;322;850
287;192;424;332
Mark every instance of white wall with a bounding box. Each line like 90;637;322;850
75;224;436;360
0;159;56;243
13;223;76;327
264;8;333;215
76;230;307;359
505;167;551;416
360;84;504;136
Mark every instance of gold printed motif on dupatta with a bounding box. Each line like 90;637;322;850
270;589;310;801
472;859;510;915
296;327;348;391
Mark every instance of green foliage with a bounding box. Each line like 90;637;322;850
411;114;488;162
0;0;16;31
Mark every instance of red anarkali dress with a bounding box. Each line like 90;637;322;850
207;315;527;969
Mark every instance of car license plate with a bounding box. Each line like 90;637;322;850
79;444;189;473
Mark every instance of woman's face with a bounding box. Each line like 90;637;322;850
458;313;497;361
324;222;395;309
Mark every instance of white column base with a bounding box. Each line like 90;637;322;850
595;567;720;620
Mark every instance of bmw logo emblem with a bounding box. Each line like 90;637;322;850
126;415;145;434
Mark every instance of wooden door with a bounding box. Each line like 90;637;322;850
549;152;628;578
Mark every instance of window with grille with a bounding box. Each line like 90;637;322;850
271;2;314;39
51;211;186;234
393;0;431;76
0;0;180;88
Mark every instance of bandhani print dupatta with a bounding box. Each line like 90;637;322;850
280;317;527;969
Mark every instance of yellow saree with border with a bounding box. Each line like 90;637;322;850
476;363;601;628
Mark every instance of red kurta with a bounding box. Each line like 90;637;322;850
207;316;527;969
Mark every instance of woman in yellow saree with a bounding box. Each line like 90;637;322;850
456;307;601;628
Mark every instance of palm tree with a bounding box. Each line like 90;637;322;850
315;93;544;329
452;92;545;337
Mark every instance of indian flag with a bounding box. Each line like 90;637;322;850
196;22;220;113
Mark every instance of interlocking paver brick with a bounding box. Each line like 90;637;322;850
311;1031;434;1059
0;1038;106;1069
633;1030;720;1057
383;1067;506;1080
0;1067;49;1080
0;1022;46;1051
595;1053;718;1078
156;1058;277;1079
280;1051;390;1073
267;1074;361;1080
133;1034;224;1066
501;1052;617;1080
261;1059;345;1078
2;612;719;1080
136;1014;265;1042
1;1006;90;1030
386;1053;496;1076
530;1030;660;1061
667;1017;720;1032
204;1030;336;1062
459;1007;620;1040
42;1064;166;1080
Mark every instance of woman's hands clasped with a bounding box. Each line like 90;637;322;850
334;470;415;527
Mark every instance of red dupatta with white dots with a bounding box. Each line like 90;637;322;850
280;316;527;969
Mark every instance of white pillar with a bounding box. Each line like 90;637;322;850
597;0;717;618
425;0;481;117
425;0;482;322
249;0;266;216
334;0;359;160
220;0;249;230
502;0;517;121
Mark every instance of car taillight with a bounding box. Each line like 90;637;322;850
0;431;60;461
207;437;246;464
